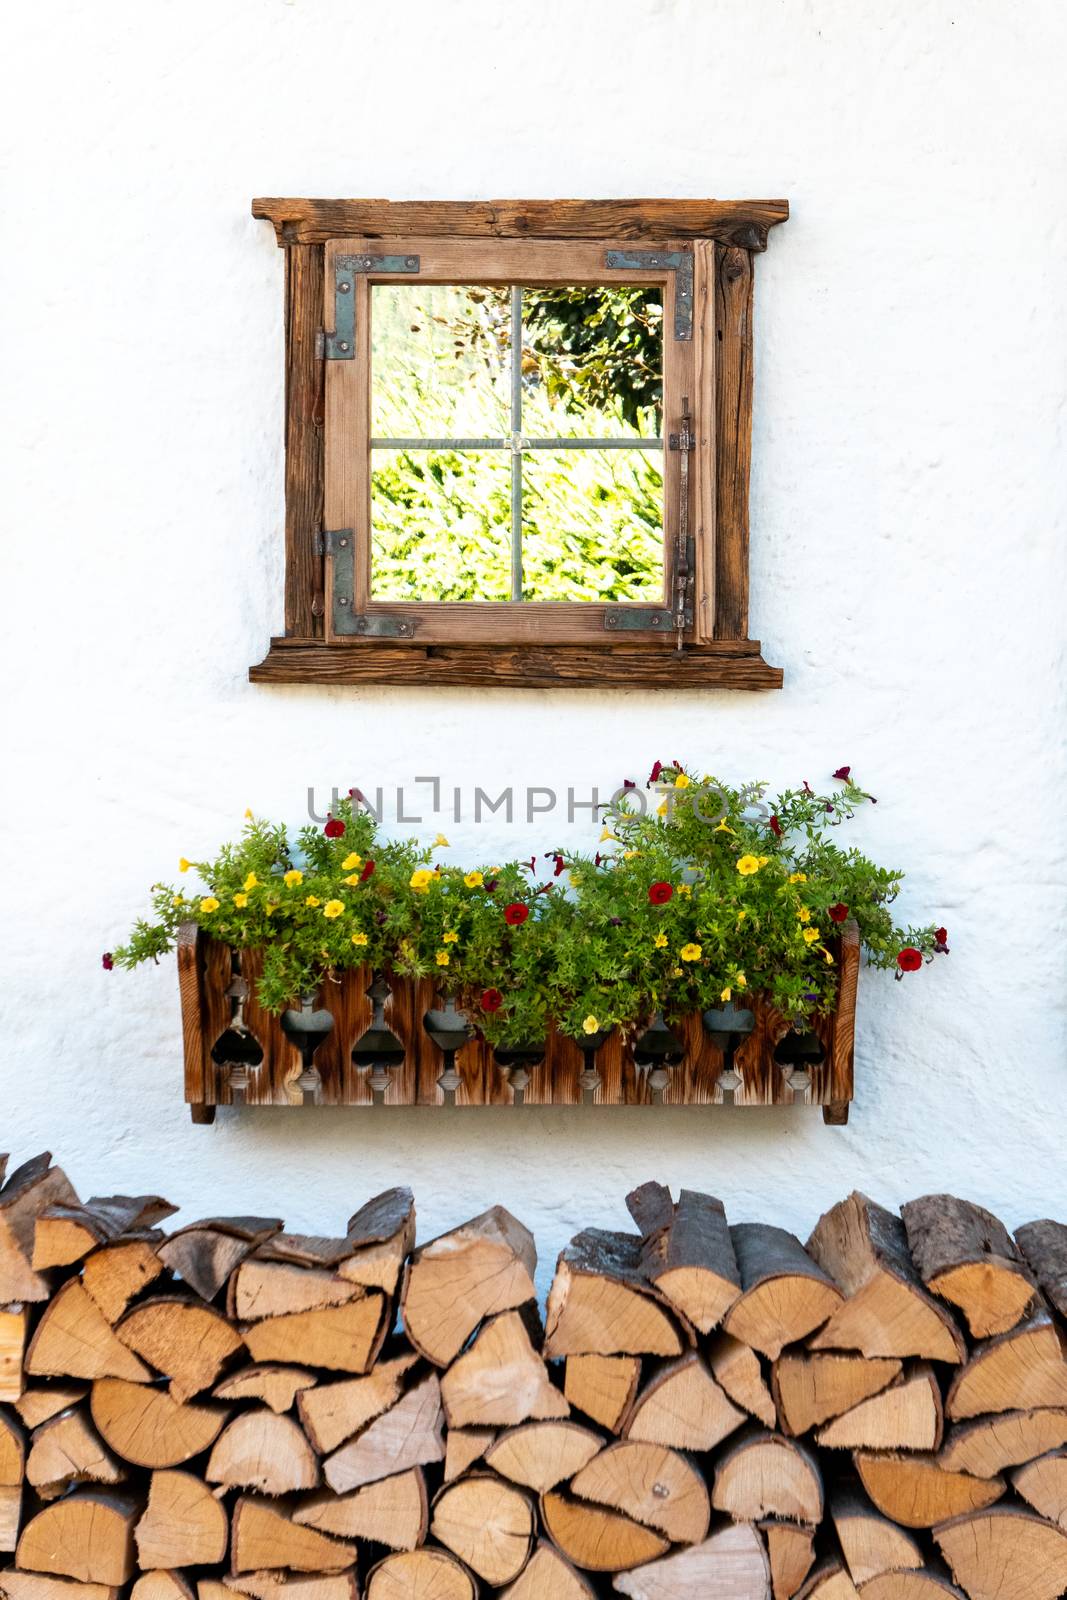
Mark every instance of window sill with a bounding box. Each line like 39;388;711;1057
249;638;784;689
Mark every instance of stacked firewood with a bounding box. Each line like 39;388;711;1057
2;1156;1067;1598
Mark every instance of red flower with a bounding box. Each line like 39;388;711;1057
545;851;566;878
485;878;499;893
649;760;664;784
324;817;346;838
832;766;851;781
359;859;376;881
648;881;673;905
769;815;782;838
101;952;114;971
481;988;503;1012
897;947;923;973
828;903;849;923
622;778;636;790
934;927;950;953
521;856;536;873
504;903;529;926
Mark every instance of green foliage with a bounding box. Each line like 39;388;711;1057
109;768;947;1048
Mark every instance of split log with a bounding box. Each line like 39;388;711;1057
157;1217;283;1304
14;1384;87;1428
26;1282;151;1382
230;1497;354;1575
293;1467;428;1550
901;1195;1035;1338
323;1373;445;1493
0;1576;120;1599
90;1378;227;1468
484;1420;602;1491
82;1239;165;1324
711;1429;823;1524
402;1207;536;1366
231;1262;363;1321
940;1407;1067;1476
32;1197;175;1272
134;1469;229;1568
243;1295;386;1374
794;1562;858;1599
854;1451;1003;1527
540;1491;668;1571
933;1505;1067;1600
0;1308;29;1403
130;1575;194;1600
815;1366;942;1452
707;1332;777;1428
622;1352;745;1450
0;1413;22;1554
761;1520;816;1600
215;1365;317;1414
544;1231;683;1359
564;1354;640;1431
626;1183;741;1332
1015;1218;1067;1319
227;1577;359;1600
297;1353;417;1454
806;1195;965;1363
0;1154;79;1303
431;1474;535;1586
773;1353;902;1436
254;1236;355;1268
117;1299;244;1401
612;1521;771;1599
26;1406;125;1499
724;1225;843;1358
859;1576;967;1599
16;1492;138;1585
502;1539;594;1599
945;1309;1067;1418
444;1426;496;1481
1012;1447;1067;1526
342;1187;416;1296
441;1309;568;1428
206;1408;319;1494
366;1550;476;1600
831;1485;922;1584
570;1439;710;1543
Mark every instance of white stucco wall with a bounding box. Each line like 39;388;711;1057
3;0;1065;1286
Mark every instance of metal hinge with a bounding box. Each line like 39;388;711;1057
320;529;419;637
604;249;694;340
321;253;420;361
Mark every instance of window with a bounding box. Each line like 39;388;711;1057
250;200;787;688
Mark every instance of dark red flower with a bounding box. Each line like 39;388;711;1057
324;817;346;838
832;766;851;781
623;778;637;790
594;853;604;867
101;952;114;971
521;856;536;873
649;759;664;784
504;903;529;926
359;859;376;881
545;851;566;878
934;926;950;952
648;881;673;905
481;988;503;1012
897;947;923;973
769;814;782;838
828;903;849;923
485;878;499;893
802;780;814;795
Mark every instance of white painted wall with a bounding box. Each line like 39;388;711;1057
3;0;1065;1287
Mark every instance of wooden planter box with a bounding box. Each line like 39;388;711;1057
178;922;858;1125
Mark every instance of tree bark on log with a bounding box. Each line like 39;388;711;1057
901;1195;1035;1338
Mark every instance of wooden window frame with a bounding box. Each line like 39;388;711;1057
249;198;788;689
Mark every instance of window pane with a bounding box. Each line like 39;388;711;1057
520;449;664;602
520;286;663;439
371;449;512;602
371;286;511;437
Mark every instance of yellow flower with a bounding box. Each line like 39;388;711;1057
674;773;691;789
244;808;253;819
200;897;219;913
657;801;669;816
435;950;450;966
797;907;812;924
172;894;184;907
676;883;691;897
243;872;258;891
789;872;807;884
233;893;249;908
179;857;191;873
715;821;735;834
599;827;618;842
409;868;434;892
443;931;459;944
824;948;835;964
803;926;820;944
284;869;303;888
323;900;344;919
735;971;747;988
654;932;669;949
265;903;276;917
737;855;761;876
680;943;702;962
464;870;484;888
569;872;582;887
342;852;362;870
671;966;683;977
343;873;361;886
582;1015;600;1035
351;932;369;947
758;855;770;866
433;833;450;848
737;910;747;922
720;986;732;1002
624;849;641;859
305;895;321;907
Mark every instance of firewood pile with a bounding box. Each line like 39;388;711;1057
2;1156;1067;1599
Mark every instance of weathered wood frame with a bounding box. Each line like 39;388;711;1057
178;921;857;1125
249;198;788;689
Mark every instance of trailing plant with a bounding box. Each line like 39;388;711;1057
107;766;949;1045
